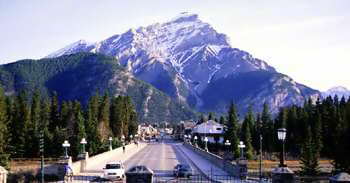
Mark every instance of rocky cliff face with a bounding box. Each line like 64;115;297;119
47;13;321;114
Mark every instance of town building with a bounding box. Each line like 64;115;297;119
191;120;225;143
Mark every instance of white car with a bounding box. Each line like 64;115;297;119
103;161;125;180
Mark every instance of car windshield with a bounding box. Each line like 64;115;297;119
177;164;190;169
106;164;121;169
180;166;190;171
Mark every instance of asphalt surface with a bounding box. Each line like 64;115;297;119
123;138;209;182
72;138;210;182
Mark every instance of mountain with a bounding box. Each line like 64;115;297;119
46;12;321;114
322;86;350;99
0;53;196;122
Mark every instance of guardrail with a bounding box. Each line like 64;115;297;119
71;142;147;174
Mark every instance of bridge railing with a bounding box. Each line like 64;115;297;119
183;142;242;178
70;142;147;174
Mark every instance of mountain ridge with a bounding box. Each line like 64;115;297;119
0;52;196;122
46;13;321;114
322;86;350;99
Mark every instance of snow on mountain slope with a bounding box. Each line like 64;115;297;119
322;86;350;98
46;12;320;114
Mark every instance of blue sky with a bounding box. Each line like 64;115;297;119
0;0;349;91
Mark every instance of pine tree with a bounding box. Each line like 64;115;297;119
261;103;274;153
225;102;240;158
128;110;138;136
27;90;41;157
219;116;225;125
198;114;205;124
110;96;123;138
208;112;214;121
98;94;111;142
242;110;254;159
0;87;9;167
40;99;53;156
300;126;319;176
11;91;31;157
49;92;60;131
122;97;130;137
85;95;100;154
286;106;298;155
72;101;86;156
313;111;323;155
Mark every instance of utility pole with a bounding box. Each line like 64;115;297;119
39;131;44;183
259;119;263;181
259;134;262;181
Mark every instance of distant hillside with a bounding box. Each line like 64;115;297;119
0;53;196;122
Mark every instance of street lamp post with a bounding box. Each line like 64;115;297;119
194;136;198;147
224;140;231;171
238;141;246;160
108;137;113;151
204;137;208;152
277;128;287;167
62;140;70;158
80;138;87;154
224;140;231;153
272;128;294;182
121;135;125;147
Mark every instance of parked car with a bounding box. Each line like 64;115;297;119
173;164;193;178
125;165;154;183
103;161;125;180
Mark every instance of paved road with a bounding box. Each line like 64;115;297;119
124;138;209;182
72;138;210;182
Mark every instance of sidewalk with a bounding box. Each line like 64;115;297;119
178;144;237;183
78;142;147;176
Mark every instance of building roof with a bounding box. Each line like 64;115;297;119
192;120;224;134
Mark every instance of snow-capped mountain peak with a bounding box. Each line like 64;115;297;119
46;39;95;58
322;86;350;98
170;12;199;24
45;13;320;114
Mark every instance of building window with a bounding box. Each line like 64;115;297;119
216;128;222;130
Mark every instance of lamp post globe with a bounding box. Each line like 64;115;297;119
108;137;113;151
277;128;287;141
225;140;231;153
238;141;246;159
121;135;125;146
277;128;287;167
272;128;295;183
204;137;209;152
194;136;198;147
80;138;87;154
62;140;70;158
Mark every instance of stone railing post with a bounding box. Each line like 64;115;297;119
81;152;89;172
0;166;8;183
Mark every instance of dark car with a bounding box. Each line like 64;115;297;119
125;165;154;183
173;164;193;178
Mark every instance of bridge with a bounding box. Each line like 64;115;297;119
57;136;246;182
